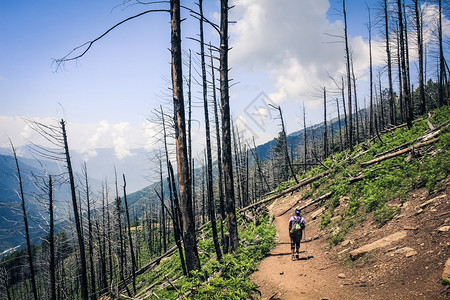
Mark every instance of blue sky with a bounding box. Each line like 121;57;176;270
1;0;448;167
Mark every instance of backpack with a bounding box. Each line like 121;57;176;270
290;216;304;235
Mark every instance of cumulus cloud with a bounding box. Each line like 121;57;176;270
230;0;364;106
0;117;152;160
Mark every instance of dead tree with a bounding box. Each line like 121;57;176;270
384;0;396;125
438;0;448;107
168;161;188;276
323;87;328;157
414;0;426;115
9;140;38;300
269;104;299;184
220;0;239;252
402;0;413;124
114;168;130;297
210;43;226;246
170;0;200;272
302;104;308;171
397;0;413;128
123;174;136;294
82;162;97;300
61;120;89;300
369;5;375;137
341;76;349;146
336;98;344;150
343;0;353;147
198;0;222;261
48;175;56;300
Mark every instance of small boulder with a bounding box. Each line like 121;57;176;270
341;240;352;247
438;226;450;233
405;250;418;258
442;258;450;280
338;273;346;279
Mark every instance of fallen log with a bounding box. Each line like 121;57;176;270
278;191;333;217
349;174;366;184
361;138;439;168
238;169;330;213
427;112;435;130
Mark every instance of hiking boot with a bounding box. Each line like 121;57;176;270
296;254;300;260
291;255;295;261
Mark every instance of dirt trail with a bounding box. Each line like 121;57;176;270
251;185;450;300
251;194;367;300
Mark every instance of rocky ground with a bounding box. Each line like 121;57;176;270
251;178;450;299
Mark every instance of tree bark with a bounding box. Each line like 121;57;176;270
48;175;56;300
323;87;328;157
220;0;239;252
343;0;353;147
414;0;426;115
123;174;136;294
398;0;413;129
170;0;200;272
384;0;396;125
83;162;97;300
210;43;226;246
61;120;89;300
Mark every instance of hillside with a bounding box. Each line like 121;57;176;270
99;107;449;299
251;107;450;299
0;154;70;254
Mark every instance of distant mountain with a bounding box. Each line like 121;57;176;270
0;146;157;193
255;110;367;161
0;154;70;254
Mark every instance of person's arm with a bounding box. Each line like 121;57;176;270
288;217;293;232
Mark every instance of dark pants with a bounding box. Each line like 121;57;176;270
290;232;302;251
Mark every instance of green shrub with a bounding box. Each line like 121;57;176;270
374;204;399;226
320;213;331;229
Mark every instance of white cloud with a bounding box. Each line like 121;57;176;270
228;0;389;112
0;117;155;160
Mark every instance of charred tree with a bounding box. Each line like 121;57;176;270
397;0;413;128
123;174;136;294
220;0;239;252
414;0;426;114
170;0;200;272
198;0;222;261
61;120;89;300
323;87;328;158
210;43;226;246
82;162;97;300
10;141;38;300
384;0;396;125
343;0;353;147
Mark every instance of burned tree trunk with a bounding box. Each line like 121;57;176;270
123;174;136;294
210;43;226;246
220;0;239;252
323;88;328;158
397;0;412;129
82;162;97;300
170;0;200;272
343;0;353;147
11;140;38;300
414;0;426;115
61;120;89;300
384;0;395;125
199;0;222;261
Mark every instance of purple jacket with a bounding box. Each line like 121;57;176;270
289;215;305;232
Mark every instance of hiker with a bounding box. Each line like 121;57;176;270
289;207;305;261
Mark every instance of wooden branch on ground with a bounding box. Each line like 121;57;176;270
427;112;435;130
349;174;366;184
238;169;331;213
361;138;439;168
278;191;334;217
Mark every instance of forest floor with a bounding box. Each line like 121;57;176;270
251;177;450;300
